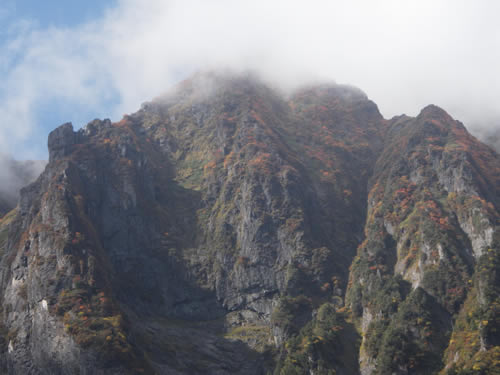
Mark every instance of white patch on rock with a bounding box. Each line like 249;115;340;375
409;169;424;184
384;220;394;236
404;259;423;290
122;180;137;209
41;299;48;310
8;340;13;353
359;347;377;375
437;244;445;260
457;209;493;258
11;278;23;288
361;308;374;333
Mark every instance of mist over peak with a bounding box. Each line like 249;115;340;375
0;153;46;215
0;0;499;160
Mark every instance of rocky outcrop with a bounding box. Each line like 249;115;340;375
0;72;499;374
346;106;500;375
0;74;384;374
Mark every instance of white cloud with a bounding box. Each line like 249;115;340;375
0;152;46;209
0;0;499;159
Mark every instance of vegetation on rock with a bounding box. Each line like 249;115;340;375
0;73;498;374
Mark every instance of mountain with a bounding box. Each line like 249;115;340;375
0;72;498;374
346;106;500;374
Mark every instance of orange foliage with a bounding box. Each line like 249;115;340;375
224;151;235;169
249;153;273;174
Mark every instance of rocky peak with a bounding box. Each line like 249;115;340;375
292;82;368;102
80;118;112;137
47;122;76;162
0;72;499;374
418;104;452;119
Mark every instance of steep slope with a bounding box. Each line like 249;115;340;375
346;106;500;374
0;73;385;374
0;72;498;374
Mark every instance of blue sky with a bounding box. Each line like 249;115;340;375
0;0;118;159
0;1;117;29
0;1;499;161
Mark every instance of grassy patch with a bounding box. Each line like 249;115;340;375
224;324;272;352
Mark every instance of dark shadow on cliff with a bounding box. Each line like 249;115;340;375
91;175;271;374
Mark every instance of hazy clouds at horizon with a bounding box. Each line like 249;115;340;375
0;0;499;161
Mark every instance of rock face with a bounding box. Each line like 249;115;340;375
346;106;500;375
0;72;499;374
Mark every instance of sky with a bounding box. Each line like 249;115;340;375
0;0;499;162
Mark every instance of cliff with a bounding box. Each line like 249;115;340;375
0;72;498;374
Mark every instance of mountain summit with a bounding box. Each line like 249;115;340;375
0;72;499;374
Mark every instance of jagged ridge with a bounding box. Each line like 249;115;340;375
0;72;498;374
